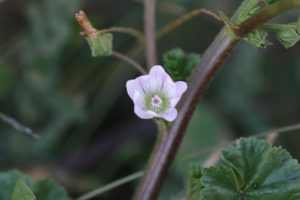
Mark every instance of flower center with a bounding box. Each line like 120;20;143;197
144;93;169;113
151;95;162;107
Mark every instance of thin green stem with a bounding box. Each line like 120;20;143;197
156;9;221;39
76;171;143;200
97;27;145;46
260;22;296;30
256;123;300;138
0;111;39;139
111;51;147;74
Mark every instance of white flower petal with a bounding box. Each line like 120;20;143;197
170;81;187;106
149;65;175;93
134;105;154;119
161;108;178;122
126;75;148;99
149;65;167;78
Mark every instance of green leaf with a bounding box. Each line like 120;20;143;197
86;33;113;57
297;18;300;34
11;179;36;200
244;30;268;48
0;170;70;200
190;137;300;200
200;165;240;200
163;48;200;81
271;23;300;48
187;165;203;200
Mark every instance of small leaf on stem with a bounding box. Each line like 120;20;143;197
163;48;200;81
244;30;268;48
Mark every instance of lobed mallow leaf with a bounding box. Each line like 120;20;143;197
188;137;300;200
188;165;203;200
163;48;200;81
86;33;113;57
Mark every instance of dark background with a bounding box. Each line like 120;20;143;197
0;0;299;199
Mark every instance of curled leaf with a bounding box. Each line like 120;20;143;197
271;23;300;48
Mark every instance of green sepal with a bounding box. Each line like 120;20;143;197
163;48;200;81
244;30;268;48
86;33;113;57
11;179;36;200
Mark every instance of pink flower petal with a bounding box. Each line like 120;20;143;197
161;108;178;122
134;105;154;119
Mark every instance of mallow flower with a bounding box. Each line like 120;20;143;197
126;65;187;122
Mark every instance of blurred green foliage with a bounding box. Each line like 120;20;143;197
0;0;299;199
0;170;70;200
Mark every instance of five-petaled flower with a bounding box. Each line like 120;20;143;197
126;65;187;122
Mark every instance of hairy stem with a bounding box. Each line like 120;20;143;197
144;0;157;68
133;0;300;199
111;51;147;74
